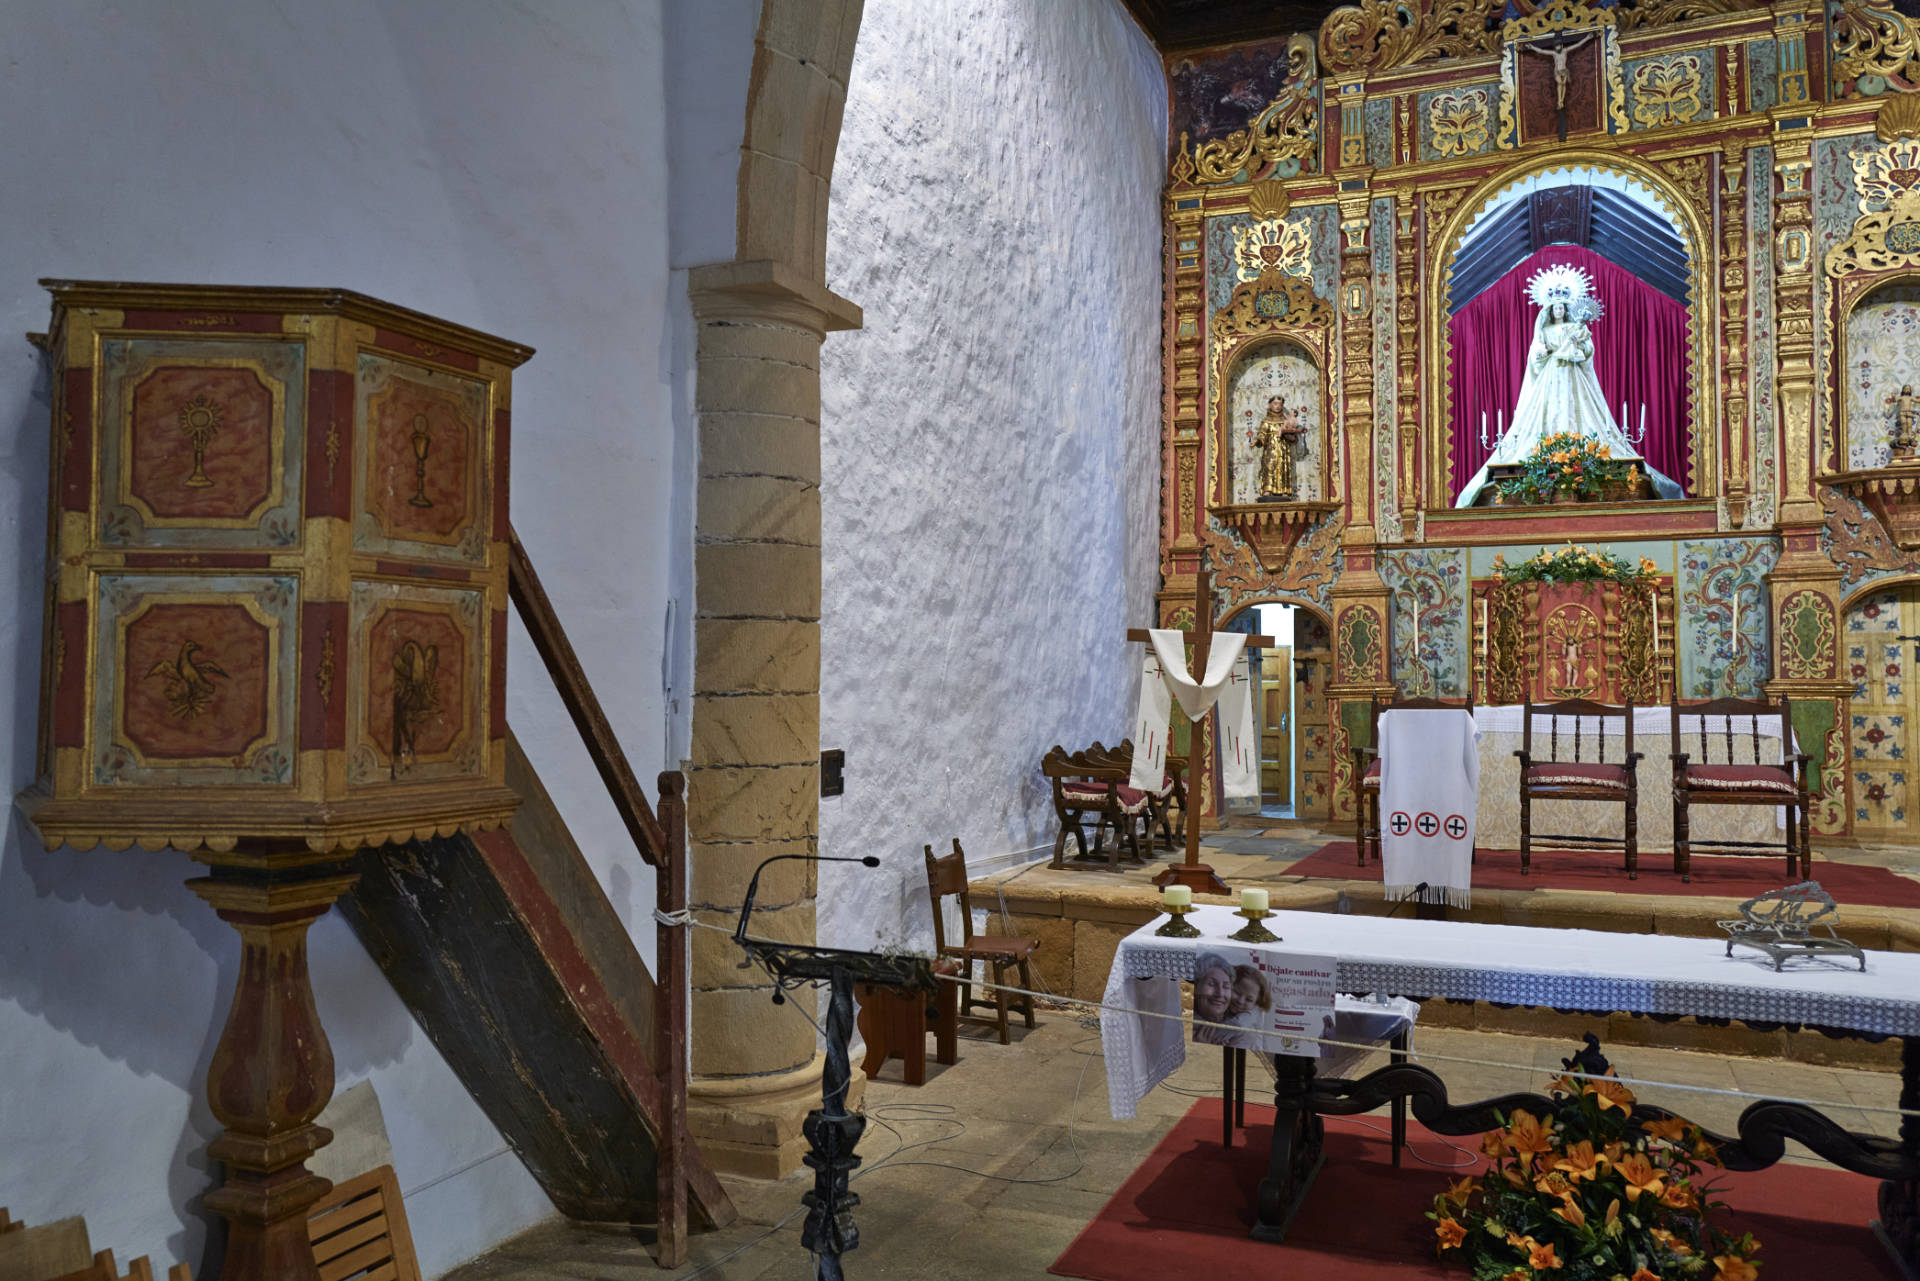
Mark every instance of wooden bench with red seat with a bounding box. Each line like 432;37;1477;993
1042;742;1157;869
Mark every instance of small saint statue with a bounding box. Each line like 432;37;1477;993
1889;382;1918;459
1254;394;1303;499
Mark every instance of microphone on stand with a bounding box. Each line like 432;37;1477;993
735;853;880;950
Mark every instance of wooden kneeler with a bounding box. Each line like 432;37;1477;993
306;1167;421;1281
0;1210;191;1281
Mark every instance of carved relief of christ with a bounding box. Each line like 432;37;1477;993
1518;31;1601;143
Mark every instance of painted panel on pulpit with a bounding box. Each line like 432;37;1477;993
1846;588;1915;831
1228;342;1322;503
1843;283;1920;469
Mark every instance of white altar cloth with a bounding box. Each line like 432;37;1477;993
1465;705;1792;852
1101;904;1920;1119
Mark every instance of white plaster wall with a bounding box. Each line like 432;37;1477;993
818;0;1167;953
0;2;693;1274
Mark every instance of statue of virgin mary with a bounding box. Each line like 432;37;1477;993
1455;263;1684;507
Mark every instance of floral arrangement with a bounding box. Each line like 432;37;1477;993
1498;431;1641;504
1429;1071;1762;1281
1494;544;1658;587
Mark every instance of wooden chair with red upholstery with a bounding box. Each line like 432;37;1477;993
1669;695;1810;883
925;839;1038;1044
1517;698;1641;879
1041;744;1154;868
1351;694;1476;865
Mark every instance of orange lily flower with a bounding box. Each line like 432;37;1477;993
1693;1134;1723;1166
1651;1226;1692;1256
1435;1216;1467;1251
1554;1139;1607;1182
1554;1193;1587;1228
1631;1269;1662;1281
1713;1255;1760;1281
1642;1116;1690;1144
1442;1176;1479;1206
1617;1152;1666;1202
1535;1170;1574;1199
1585;1076;1636;1112
1526;1236;1563;1270
1506;1109;1555;1163
1503;1165;1529;1189
1660;1181;1697;1210
1603;1140;1628;1164
1482;1130;1509;1160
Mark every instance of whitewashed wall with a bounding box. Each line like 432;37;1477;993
0;2;701;1274
817;0;1166;952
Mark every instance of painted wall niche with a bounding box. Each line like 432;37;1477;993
1227;337;1324;504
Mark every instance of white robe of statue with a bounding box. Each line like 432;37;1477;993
1455;300;1684;507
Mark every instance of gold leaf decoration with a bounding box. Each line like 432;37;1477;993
1630;54;1705;127
1832;0;1918;92
1878;89;1920;140
1426;87;1492;158
1319;0;1497;75
1248;180;1292;223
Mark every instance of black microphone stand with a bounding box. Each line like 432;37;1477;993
732;854;934;1281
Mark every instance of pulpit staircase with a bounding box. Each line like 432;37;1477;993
337;531;732;1264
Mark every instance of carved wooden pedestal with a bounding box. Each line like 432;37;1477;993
189;860;358;1281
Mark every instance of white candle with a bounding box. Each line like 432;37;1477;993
1481;410;1487;439
1163;885;1193;908
1241;888;1269;913
1497;408;1504;438
1730;591;1740;648
1640;404;1647;438
1652;593;1661;650
1480;596;1489;656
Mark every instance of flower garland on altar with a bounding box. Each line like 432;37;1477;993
1428;1071;1763;1281
1494;543;1658;587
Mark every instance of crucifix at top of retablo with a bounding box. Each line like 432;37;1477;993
1127;570;1274;896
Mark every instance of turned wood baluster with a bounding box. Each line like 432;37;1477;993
189;862;359;1281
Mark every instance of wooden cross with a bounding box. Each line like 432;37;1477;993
1128;570;1275;896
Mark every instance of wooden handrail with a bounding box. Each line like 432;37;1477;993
507;525;668;866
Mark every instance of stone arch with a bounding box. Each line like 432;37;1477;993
1422;148;1719;507
683;0;866;1180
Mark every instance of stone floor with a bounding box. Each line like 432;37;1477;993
445;1008;1908;1281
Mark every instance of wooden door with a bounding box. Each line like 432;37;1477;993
1294;646;1332;820
1262;647;1292;808
1847;586;1919;833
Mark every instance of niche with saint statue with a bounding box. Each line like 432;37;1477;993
1213;333;1337;571
1823;277;1920;549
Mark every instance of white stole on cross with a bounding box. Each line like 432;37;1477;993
1218;653;1259;800
1128;629;1253;795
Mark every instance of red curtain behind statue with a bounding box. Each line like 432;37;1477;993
1447;245;1692;500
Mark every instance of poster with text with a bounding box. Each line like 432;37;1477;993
1190;946;1337;1056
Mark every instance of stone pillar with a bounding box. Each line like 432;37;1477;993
683;261;859;1179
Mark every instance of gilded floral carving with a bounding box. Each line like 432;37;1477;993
1630;54;1706;127
1426;88;1492;158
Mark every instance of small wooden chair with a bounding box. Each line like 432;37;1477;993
1086;740;1184;850
1517;698;1641;879
1670;696;1810;883
925;839;1038;1044
1351;695;1476;865
307;1164;422;1281
1040;745;1154;868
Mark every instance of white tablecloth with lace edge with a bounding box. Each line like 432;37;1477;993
1101;904;1920;1120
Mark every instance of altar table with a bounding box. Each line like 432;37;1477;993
1101;904;1920;1259
1467;706;1788;854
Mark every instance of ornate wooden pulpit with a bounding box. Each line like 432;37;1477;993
16;281;528;1281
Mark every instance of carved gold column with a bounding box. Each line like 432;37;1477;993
1394;198;1421;535
1763;111;1851;833
1167;177;1206;562
1722;138;1753;527
1328;174;1393;828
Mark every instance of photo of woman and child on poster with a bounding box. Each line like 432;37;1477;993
1191;948;1338;1055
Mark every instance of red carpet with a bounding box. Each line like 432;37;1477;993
1051;1100;1899;1280
1285;841;1920;908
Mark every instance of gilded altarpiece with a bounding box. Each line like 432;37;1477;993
1158;0;1920;835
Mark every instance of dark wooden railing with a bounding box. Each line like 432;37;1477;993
507;524;709;1266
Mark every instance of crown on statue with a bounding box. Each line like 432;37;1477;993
1526;263;1603;322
